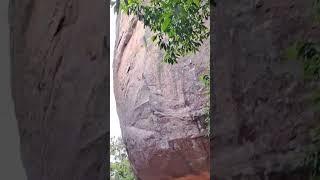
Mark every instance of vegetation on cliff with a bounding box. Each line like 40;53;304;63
282;1;320;178
110;0;210;179
111;137;135;180
117;0;210;64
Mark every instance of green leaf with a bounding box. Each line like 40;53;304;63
151;35;157;42
119;0;210;64
161;16;171;32
193;0;200;6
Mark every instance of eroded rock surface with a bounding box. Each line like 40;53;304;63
113;14;210;179
9;0;108;179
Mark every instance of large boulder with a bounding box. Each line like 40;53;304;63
113;13;210;179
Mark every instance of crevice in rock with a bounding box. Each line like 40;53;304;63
53;16;66;37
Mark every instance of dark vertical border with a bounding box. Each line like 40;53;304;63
0;0;27;179
209;0;216;179
4;0;111;179
106;0;111;179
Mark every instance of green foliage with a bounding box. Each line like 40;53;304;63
119;0;210;64
283;4;320;174
287;43;320;179
304;41;320;175
110;137;136;180
313;0;320;22
310;89;320;112
285;41;320;116
304;127;320;179
284;0;320;77
285;41;320;81
298;42;320;80
199;73;210;88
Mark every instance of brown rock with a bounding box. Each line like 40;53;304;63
113;13;210;180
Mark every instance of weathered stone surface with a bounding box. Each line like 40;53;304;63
213;0;320;179
113;13;210;179
9;0;108;179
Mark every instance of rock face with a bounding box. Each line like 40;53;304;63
9;0;108;179
213;0;320;179
113;13;210;179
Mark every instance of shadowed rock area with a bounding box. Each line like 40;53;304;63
113;13;210;179
9;0;108;179
213;0;320;179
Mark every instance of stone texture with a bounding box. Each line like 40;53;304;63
9;0;108;179
113;13;210;179
213;0;320;179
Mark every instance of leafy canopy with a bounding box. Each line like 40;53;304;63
110;137;135;180
119;0;210;64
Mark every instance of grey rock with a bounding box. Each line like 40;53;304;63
213;0;320;179
9;0;108;179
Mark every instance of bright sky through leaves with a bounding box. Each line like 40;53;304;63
110;6;122;138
